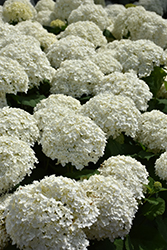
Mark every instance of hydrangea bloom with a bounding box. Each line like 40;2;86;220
40;113;107;170
79;92;141;139
0;107;40;146
0;56;29;94
105;4;126;21
94;71;153;111
155;151;167;180
0;92;8;108
134;0;166;16
2;0;37;23
0;135;38;194
46;35;96;69
82;175;138;241
99;155;149;200
35;0;55;12
58;21;107;47
68;4;112;31
111;6;167;49
5;175;99;249
98;39;167;77
50;59;104;98
35;9;54;26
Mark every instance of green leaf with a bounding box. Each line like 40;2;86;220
114;238;124;250
156;217;167;244
103;29;116;42
147;98;167;114
142;197;165;220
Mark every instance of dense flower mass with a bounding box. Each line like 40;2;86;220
82;175;138;241
155;151;167;181
0;92;7;108
99;155;149;200
79;92;141;139
0;135;38;194
35;0;55;12
105;4;126;21
94;71;153;111
40;113;107;170
5;175;99;250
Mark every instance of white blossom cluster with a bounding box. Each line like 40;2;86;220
94;71;153;111
46;35;96;69
40;113;107;170
99;155;149;200
155;151;167;181
105;4;126;21
79;92;141;139
134;0;167;16
4;175;99;250
0;92;8;108
35;9;54;26
35;0;55;12
98;39;167;77
50;59;104;98
135;110;167;153
0;135;38;194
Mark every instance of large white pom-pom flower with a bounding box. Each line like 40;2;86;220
155;151;167;181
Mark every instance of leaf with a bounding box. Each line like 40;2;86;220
114;238;124;250
156;217;167;244
142;197;165;220
147;98;167;114
103;29;116;42
88;238;116;250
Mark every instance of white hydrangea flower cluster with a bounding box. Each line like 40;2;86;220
0;56;29;95
99;39;167;78
82;175;138;241
79;92;141;139
134;0;165;16
89;50;123;75
35;9;54;26
5;175;99;250
2;0;37;23
155;151;167;181
112;6;167;49
35;0;55;12
135;110;167;153
50;59;104;98
58;21;107;47
99;155;149;200
0;135;38;194
94;71;153;111
0;92;8;108
0;107;40;146
46;35;96;69
68;3;112;31
105;4;126;21
40;113;107;170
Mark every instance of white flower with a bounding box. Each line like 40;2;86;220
0;135;38;194
46;35;96;69
68;3;112;31
112;6;167;49
0;92;8;108
155;151;167;180
50;59;104;98
5;175;99;249
82;175;138;241
135;0;165;16
40;113;107;170
135;110;167;153
0;56;29;94
35;0;55;12
2;0;37;23
94;71;153;111
35;9;54;26
79;92;141;139
58;21;107;47
105;4;126;21
98;39;167;77
0;107;40;146
99;155;149;200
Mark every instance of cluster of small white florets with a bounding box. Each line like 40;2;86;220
0;92;8;108
0;135;38;194
40;113;106;170
46;35;96;69
98;39;167;78
154;151;167;181
50;59;104;98
79;92;141;139
81;174;138;241
4;175;99;250
105;4;126;21
135;110;167;153
35;0;55;12
134;0;166;16
58;21;107;48
94;71;153;111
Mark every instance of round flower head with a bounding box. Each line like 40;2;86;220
99;155;149;200
0;56;29;94
105;4;126;21
135;110;167;153
5;175;99;249
99;39;167;78
50;59;104;98
0;135;38;194
112;6;167;49
95;71;153;111
82;175;138;241
0;107;40;146
135;0;164;16
2;0;37;24
46;35;96;69
68;3;112;31
35;0;55;12
35;9;54;26
79;92;141;139
58;21;107;47
40;113;107;170
155;151;167;181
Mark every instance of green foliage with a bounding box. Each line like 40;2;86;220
103;29;116;42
